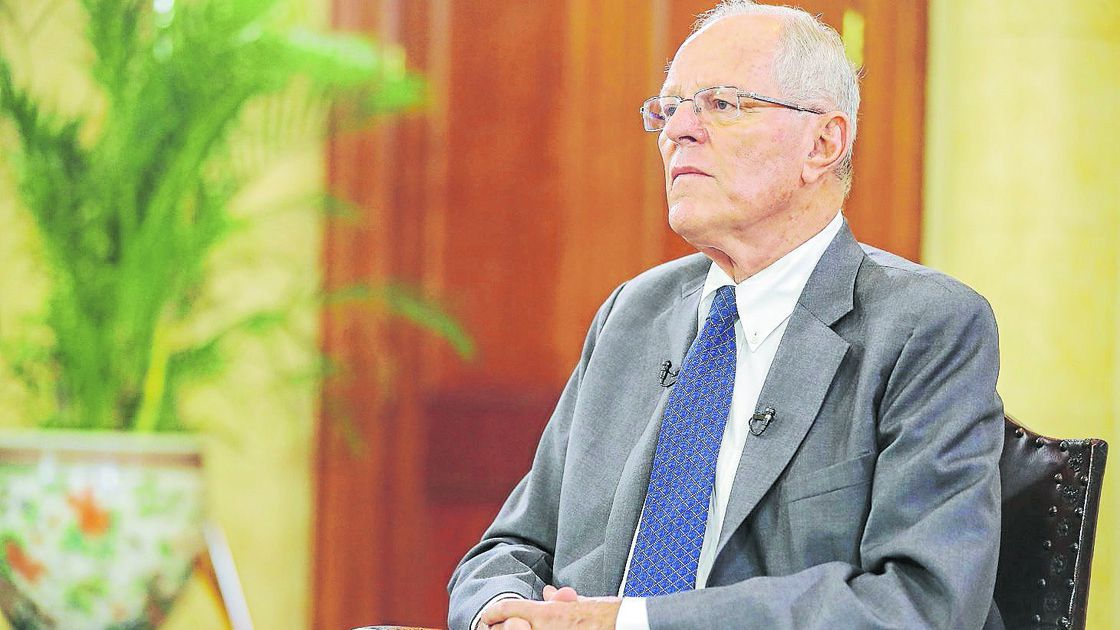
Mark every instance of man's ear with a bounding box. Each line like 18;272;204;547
802;112;849;185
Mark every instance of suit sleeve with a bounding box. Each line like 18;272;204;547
446;283;627;630
646;285;1004;629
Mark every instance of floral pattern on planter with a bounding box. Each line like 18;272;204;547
0;431;204;629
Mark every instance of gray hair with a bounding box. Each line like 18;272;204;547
693;1;861;194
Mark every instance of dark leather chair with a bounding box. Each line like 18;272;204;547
995;415;1108;629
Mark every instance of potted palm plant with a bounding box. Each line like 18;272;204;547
0;0;465;627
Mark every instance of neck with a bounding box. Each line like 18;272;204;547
702;203;838;283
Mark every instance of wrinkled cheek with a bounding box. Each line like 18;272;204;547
721;148;767;200
730;141;796;202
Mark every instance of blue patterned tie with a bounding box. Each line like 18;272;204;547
624;284;738;597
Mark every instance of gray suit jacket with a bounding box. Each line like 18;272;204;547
448;224;1005;629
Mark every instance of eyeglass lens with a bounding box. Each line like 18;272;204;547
642;87;741;131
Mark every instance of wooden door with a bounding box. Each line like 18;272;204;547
313;2;926;628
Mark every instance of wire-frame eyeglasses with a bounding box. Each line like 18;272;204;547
640;86;824;132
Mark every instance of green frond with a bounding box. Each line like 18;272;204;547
0;0;464;432
327;284;476;360
80;0;145;97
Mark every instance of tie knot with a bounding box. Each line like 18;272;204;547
710;285;738;328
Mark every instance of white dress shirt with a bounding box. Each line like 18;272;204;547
615;210;843;629
474;211;844;630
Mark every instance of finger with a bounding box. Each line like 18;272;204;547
542;585;557;600
550;586;579;602
482;600;537;625
488;617;532;630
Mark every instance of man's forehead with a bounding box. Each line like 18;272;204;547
661;13;782;94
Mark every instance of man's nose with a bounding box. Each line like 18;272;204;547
663;101;707;145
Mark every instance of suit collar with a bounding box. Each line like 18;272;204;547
697;211;845;352
796;219;863;327
680;269;706;299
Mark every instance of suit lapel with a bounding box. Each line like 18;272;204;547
600;272;704;593
713;305;850;556
714;222;864;560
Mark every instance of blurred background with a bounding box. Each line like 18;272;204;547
0;0;1116;628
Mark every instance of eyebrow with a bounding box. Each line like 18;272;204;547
659;82;735;97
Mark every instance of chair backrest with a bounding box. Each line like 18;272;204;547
995;415;1108;629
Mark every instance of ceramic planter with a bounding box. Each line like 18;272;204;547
0;430;205;629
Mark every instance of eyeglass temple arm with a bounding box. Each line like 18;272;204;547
739;91;825;114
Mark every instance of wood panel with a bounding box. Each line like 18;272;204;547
313;2;928;628
842;0;928;260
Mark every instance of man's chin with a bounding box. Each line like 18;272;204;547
668;202;713;243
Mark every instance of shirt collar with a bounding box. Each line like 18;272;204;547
698;210;845;352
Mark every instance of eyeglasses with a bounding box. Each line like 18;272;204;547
639;86;824;132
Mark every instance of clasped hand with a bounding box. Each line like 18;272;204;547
480;585;621;629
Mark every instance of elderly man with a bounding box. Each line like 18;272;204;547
448;1;1004;629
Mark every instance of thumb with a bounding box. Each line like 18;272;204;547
542;584;580;602
549;586;579;602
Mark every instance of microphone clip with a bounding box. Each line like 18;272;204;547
658;360;680;387
749;407;776;436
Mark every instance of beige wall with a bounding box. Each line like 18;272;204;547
924;1;1119;627
0;1;321;627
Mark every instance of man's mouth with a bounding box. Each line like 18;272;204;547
671;166;712;182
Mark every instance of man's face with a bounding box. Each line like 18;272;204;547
659;15;816;249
